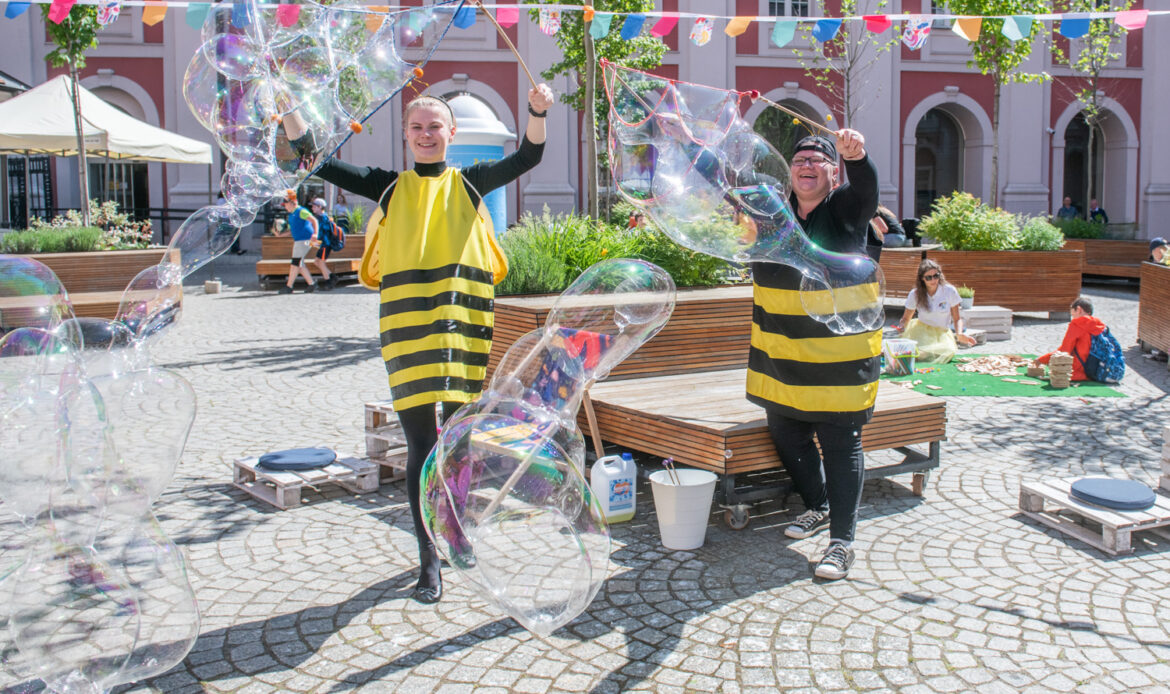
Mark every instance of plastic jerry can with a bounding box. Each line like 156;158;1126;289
591;452;637;523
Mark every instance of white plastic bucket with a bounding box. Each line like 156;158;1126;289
649;469;718;550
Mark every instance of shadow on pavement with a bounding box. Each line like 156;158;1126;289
164;337;379;376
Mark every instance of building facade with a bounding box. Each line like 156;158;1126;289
2;0;1166;243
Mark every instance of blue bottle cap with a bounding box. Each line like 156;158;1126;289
621;452;633;461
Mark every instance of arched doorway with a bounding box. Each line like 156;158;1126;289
753;100;822;159
1062;113;1104;215
88;87;149;220
914;108;963;218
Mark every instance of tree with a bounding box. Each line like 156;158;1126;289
941;0;1051;207
793;0;900;129
1051;0;1133;220
527;1;666;218
42;4;102;226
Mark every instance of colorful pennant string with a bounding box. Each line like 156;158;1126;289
689;16;712;45
1115;9;1147;30
4;2;31;18
952;16;981;41
619;13;644;40
589;11;611;38
496;6;518;27
902;15;931;50
453;5;476;29
649;13;676;38
141;0;165;25
1001;15;1033;41
230;0;250;28
97;0;121;25
771;19;796;47
724;16;750;37
274;2;297;27
864;14;891;33
812;18;842;42
1059;14;1090;39
47;0;75;24
538;7;560;35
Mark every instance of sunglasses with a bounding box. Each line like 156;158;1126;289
922;273;940;281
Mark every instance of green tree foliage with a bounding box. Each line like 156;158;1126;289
527;1;666;218
794;0;900;128
1050;0;1133;220
41;4;102;226
940;0;1051;207
921;192;1065;250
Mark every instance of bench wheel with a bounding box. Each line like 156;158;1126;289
723;505;750;530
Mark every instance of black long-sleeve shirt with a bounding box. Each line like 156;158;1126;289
315;137;546;216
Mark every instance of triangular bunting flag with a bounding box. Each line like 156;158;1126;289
689;17;712;45
771;19;797;47
274;3;298;28
1059;14;1090;39
538;8;560;35
582;6;594;22
231;0;250;28
47;0;76;24
864;15;891;33
724;16;751;37
1115;9;1147;30
364;6;387;33
812;18;842;42
620;13;646;40
4;2;31;18
952;16;981;41
650;14;677;38
1001;15;1033;41
902;15;931;50
97;0;121;26
589;12;612;39
496;7;519;28
142;1;166;26
453;6;476;29
185;2;209;28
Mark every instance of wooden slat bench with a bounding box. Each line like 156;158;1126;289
0;249;178;328
256;234;367;287
1019;479;1170;555
1063;239;1149;279
1138;262;1170;363
878;246;928;300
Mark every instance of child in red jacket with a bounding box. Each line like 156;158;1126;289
1035;296;1106;381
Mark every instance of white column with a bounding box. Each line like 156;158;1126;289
998;52;1049;216
518;18;576;215
166;19;218;216
1141;18;1170;235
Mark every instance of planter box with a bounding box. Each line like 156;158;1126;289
878;246;928;299
1;248;176;328
1138;262;1170;356
1062;239;1149;279
489;285;753;382
923;249;1083;315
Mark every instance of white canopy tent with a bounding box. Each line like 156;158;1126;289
0;75;213;226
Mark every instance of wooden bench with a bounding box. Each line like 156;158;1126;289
256;234;367;287
583;371;944;528
1063;239;1149;279
1138;262;1170;364
0;249;178;329
924;250;1082;315
878;246;928;300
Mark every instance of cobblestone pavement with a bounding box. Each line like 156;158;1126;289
4;260;1170;693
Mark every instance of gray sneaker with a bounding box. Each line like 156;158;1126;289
785;509;829;539
814;542;855;580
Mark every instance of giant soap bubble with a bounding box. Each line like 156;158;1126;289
422;259;676;637
603;61;885;335
173;0;462;280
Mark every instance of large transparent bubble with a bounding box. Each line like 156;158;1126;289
603;62;885;335
422;259;676;637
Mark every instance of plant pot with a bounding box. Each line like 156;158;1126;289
960;297;974;310
204;280;222;294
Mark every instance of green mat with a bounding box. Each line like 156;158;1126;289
882;354;1125;397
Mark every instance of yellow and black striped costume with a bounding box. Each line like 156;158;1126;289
746;155;881;426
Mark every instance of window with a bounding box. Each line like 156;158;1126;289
768;0;809;18
90;161;148;218
930;0;952;29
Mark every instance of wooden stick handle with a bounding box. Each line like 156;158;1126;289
476;0;538;89
755;95;837;137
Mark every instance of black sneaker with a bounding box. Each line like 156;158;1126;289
305;283;316;293
785;509;829;539
319;278;334;290
277;285;293;294
815;541;855;580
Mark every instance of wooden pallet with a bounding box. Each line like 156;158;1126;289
365;400;407;481
961;305;1012;342
1018;479;1170;555
234;455;379;509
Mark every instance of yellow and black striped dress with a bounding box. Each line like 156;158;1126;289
746;156;881;426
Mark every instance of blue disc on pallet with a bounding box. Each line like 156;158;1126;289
258;447;336;471
1070;477;1155;511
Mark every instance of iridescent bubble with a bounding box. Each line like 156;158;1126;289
0;254;74;335
201;32;261;81
115;262;183;353
166;205;242;278
422;259;676;637
181;50;222;131
604;63;886;334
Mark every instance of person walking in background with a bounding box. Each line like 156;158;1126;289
309;198;337;290
275;192;319;294
334;191;352;233
1088;198;1108;224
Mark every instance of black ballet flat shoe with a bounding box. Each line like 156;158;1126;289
411;581;442;604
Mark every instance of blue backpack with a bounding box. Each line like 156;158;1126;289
1074;326;1125;384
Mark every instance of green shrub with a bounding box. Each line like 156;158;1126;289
1019;217;1065;251
920;193;1019;251
608;199;638;227
1;226;103;254
1052;216;1103;239
25;199;153;250
956;285;974;299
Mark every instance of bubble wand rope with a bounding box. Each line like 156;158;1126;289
749;92;837;138
476;0;538;89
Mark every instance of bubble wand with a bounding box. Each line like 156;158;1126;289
476;1;538;89
747;91;837;138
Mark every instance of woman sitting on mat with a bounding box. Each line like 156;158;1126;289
893;259;976;363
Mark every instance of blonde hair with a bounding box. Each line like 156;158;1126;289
405;95;455;127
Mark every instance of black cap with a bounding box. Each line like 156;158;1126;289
793;135;837;162
1151;237;1168;254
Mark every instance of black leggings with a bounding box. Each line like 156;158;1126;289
765;411;865;542
397;401;462;555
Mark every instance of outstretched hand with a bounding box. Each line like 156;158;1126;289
836;128;866;161
529;84;555;114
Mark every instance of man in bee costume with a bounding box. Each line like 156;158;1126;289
302;85;554;603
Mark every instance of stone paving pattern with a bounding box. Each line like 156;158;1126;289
4;258;1170;693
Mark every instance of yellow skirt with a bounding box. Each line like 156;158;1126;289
902;318;958;364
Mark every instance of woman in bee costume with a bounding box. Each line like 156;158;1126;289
310;85;554;603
